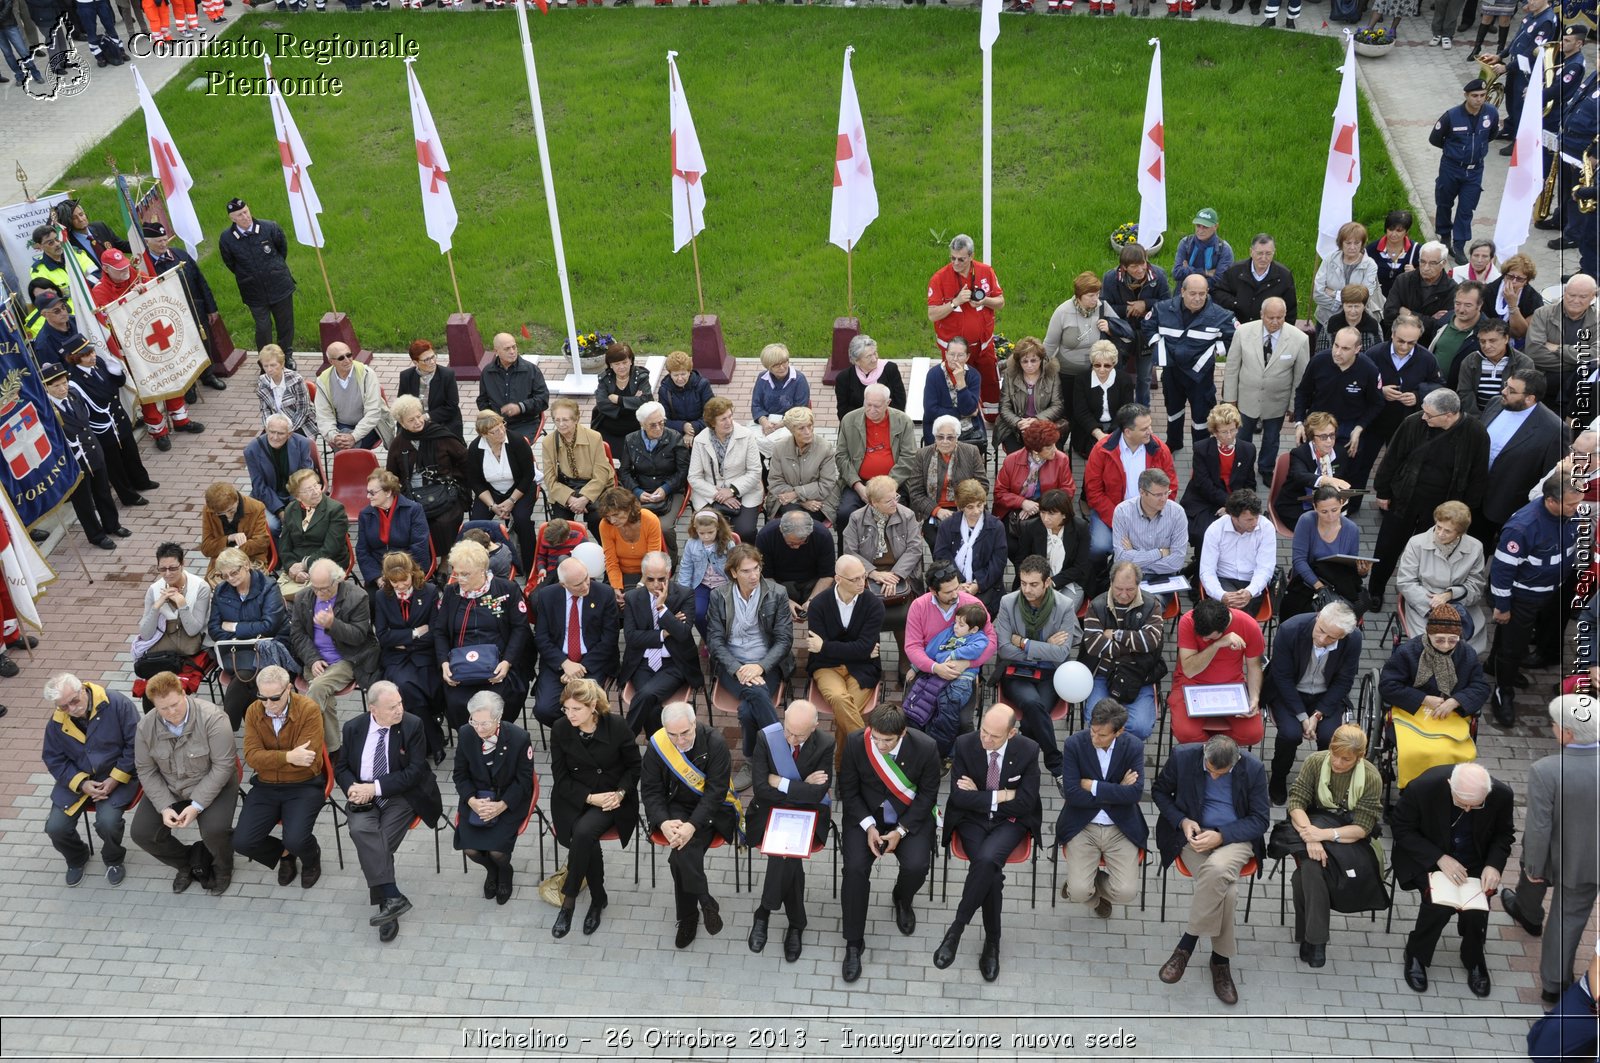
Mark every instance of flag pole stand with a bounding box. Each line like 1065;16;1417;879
442;249;492;383
823;243;858;386
312;245;367;373
682;189;732;386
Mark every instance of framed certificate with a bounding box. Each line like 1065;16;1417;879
1184;682;1251;718
759;808;819;858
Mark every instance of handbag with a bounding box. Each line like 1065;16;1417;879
134;651;190;680
215;638;262;683
1106;658;1150;703
538;864;585;906
450;644;501;684
411;476;458;520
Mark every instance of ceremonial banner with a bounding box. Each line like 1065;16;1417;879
1316;33;1361;260
265;55;325;249
0;299;81;529
1493;48;1546;255
97;266;208;404
1136;39;1167;250
134;65;204;250
829;46;879;253
668;51;707;254
0;194;69;293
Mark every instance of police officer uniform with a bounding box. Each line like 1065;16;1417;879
1558;69;1599;275
1428;80;1500;257
1487;495;1577;726
40;361;127;550
1494;2;1558;151
215;197;296;355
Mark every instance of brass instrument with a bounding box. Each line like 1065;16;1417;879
1536;151;1562;221
1478;57;1508;110
1579;142;1598;214
1541;40;1559;117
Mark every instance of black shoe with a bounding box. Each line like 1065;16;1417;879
154;434;171;452
300;857;321;890
495;865;513;905
29;529;48;543
1450;242;1467;264
138;481;160;491
1534;216;1563;231
184;386;198;405
172;866;195;893
206;869;231;896
201;369;227;391
89;537;117;551
1284;15;1294;25
111;527;132;538
1499;143;1514;156
1491;689;1516;728
1548;236;1578;250
582;897;605;935
378;919;399;943
1269;776;1288;806
1499;887;1543;936
482;864;499;900
1542;988;1562;1004
173;420;205;434
1466;963;1492;997
701;895;722;935
0;656;17;678
979;935;1000;982
1404;951;1429;992
277;854;298;886
552;906;573;938
1300;941;1326;967
8;636;39;650
842;944;863;982
893;895;917;936
783;926;803;962
369;895;412;926
748;909;769;953
125;495;149;507
1227;0;1241;9
1259;14;1273;23
675;915;698;949
933;925;962;969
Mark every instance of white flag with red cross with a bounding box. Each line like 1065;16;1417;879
406;59;458;255
1316;33;1361;260
265;55;324;249
829;46;879;252
668;51;707;254
1136;39;1167;250
1493;48;1545;255
133;67;203;250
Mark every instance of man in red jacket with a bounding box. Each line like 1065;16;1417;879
1084;402;1179;570
928;234;1005;421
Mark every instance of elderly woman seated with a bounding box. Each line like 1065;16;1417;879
452;690;535;906
541;396;616;535
1284;723;1385;969
923;337;985;451
994;420;1074;560
1395;501;1488;655
435;540;530;732
834;333;905;419
1378;605;1488;789
276;468;350;599
750;342;811;458
619;401;690;559
467;410;538;574
255;344;316;438
208;545;290;729
199;482;272;580
356;470;430;589
656;349;713;442
596;487;666;602
687;396;764;542
387;394;469;566
905;414;988;551
765;406;839;526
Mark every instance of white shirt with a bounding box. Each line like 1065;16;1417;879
1199;515;1277;598
834;589;857;629
360;716;391;796
1487;404;1535;465
481;441;515;494
1090;743;1116;826
1118;439;1148;502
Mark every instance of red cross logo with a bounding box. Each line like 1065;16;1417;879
1145;122;1164;182
145;317;175;351
151;137;180;198
416;139;448;193
671;132;700;185
1333;122;1357;182
834;133;852;188
278;140;301;193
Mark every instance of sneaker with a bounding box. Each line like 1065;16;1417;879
1440;36;1452;47
65;865;85;887
1429;34;1441;44
106;864;125;887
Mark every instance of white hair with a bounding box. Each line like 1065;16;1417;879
1419;240;1449;262
264;413;292;433
467;690;505;722
661;702;695;728
932;414;960;439
1448;762;1492;802
1548;694;1600;745
43;672;84;702
1317;601;1358;635
636;401;665;424
863;383;890;403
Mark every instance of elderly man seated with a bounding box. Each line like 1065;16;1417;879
41;672;140;888
314;342;393;452
131;671;239;896
1391;762;1516;997
287;558;381;754
835;382;918;541
753;511;836;621
232;666;327;890
1524;274;1597;418
244;414;315;535
1263;603;1363;805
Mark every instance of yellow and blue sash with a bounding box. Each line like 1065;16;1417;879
649;729;744;837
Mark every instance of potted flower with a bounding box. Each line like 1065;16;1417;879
1110;221;1164;257
562;330;616;373
1353;26;1395;57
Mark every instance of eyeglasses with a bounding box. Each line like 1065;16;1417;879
331;354;352;363
933;433;958;441
157;564;182;574
259;689;290;703
1504;273;1529;282
220;568;243;580
1312;432;1337;440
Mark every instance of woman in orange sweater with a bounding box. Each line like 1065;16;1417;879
596;488;664;602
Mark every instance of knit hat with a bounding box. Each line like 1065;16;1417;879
1426;604;1463;636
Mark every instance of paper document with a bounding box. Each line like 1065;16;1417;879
1184;682;1251;718
760;808;818;858
1140;574;1190;595
1428;872;1490;911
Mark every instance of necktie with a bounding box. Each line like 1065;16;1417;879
644;605;666;671
1262;333;1274;366
566;597;582;662
987;751;1001;790
792;744;801;760
372;727;389;807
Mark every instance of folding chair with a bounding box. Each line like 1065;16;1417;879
329;449;379;523
942;830;1036;908
1268;452;1296;539
77;786;143;856
647;826;747;893
1159;852;1259;923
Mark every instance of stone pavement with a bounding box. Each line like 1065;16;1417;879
0;353;1583;1060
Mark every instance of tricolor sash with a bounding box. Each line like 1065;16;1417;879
761;722;829;807
649;728;744;834
864;730;917;824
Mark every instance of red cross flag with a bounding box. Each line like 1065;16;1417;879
264;55;324;249
0;489;53;634
1136;39;1167;251
1493;47;1546;255
97;266;210;404
133;67;203;250
405;59;458;255
668;51;707;254
829;46;879;253
1316;32;1361;260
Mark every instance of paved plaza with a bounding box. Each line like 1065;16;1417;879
0;6;1593;1060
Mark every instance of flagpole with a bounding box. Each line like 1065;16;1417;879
685;184;705;315
445;249;464;315
981;47;992;264
513;0;591;393
846;240;854;320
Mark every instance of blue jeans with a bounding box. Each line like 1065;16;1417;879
0;24;40;82
1089;676;1157;742
1238;413;1284;480
1134;351;1154;407
718;664;780;755
1089;511;1114;569
45;800;127;868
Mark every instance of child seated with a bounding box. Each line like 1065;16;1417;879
903;603;991;755
462;527;512;580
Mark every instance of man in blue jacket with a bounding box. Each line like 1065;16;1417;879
1487;477;1581;726
1144;275;1236;453
1153;734;1269;1006
1057;699;1148;919
40;672;140;887
1428;79;1499;262
244;415;316;534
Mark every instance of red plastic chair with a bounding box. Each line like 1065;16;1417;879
329;449;379;523
942;831;1036;908
648;824;746;893
1268;451;1296;539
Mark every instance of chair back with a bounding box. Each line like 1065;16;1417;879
330;449;380;522
1268;451;1295;538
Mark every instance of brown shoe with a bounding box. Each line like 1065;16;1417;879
1210;960;1238;1005
1095;897;1113;919
1158;946;1191;983
300;857;322;890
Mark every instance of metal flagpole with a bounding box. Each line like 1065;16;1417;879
982;48;992;264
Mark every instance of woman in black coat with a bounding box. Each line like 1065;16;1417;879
1181;404;1258;545
388;395;471;567
434;541;530;730
453;696;535;905
466;410;538;574
834;334;907;418
548;677;641;939
1068;348;1135;461
1013;489;1092;602
372;551;446;761
397;340;463;440
591;343;653;460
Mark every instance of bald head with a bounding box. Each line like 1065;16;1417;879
783;700;820;736
558;557;591;590
326;341;351;372
1261;296;1287;332
978;703;1021;751
1564;274;1597;318
835;554;866;603
492;332;520;366
1449;762;1493;806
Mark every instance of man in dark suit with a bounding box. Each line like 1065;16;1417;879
934;704;1041;982
837;703;941;984
804;555;884;775
619;552;701;736
1474;368;1570;549
1391;762;1516;997
746;700;834;963
1152;735;1270;1006
640;702;738;950
333;681;443;944
1057;699;1149;919
531;558;620;726
1349;313;1443;511
1263;603;1364;804
41;361;128;550
397;341;462;440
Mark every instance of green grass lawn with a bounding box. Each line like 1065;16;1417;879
69;9;1413;358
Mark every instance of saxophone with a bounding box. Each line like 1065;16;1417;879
1536;149;1562;221
1579;142;1598;214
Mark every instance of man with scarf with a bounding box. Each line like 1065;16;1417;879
32;291;160;506
89;247;206;451
141;221;226;392
641;701;739;951
994;555;1082;785
1143;275;1236;453
837;702;941;984
1170;208;1234;290
39;360;129;550
1367;388;1489;601
745;700;833;963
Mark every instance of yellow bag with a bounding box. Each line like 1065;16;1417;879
1391;706;1476;790
537;865;584;906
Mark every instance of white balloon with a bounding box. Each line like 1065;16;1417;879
571;541;606;581
1053;660;1095;703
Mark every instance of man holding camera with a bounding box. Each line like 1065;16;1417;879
928;233;1006;420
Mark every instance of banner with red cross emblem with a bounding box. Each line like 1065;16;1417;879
96;265;208;404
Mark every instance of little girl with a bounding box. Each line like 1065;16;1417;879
903;603;990;755
676;509;735;640
530;518;587;590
